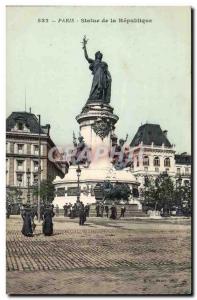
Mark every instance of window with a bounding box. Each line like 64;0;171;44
164;157;170;167
56;188;66;197
144;167;148;172
34;145;39;155
154;157;160;166
17;160;24;171
185;167;189;175
177;168;180;174
17;144;24;154
17;173;23;184
143;156;149;166
33;174;38;184
33;161;39;172
17;122;24;130
67;187;79;196
155;167;159;172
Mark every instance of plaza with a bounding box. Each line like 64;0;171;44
6;215;191;295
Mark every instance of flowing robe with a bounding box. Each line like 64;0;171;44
88;59;111;103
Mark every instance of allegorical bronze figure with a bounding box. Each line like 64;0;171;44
82;35;111;104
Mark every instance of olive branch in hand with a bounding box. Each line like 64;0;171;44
82;35;88;49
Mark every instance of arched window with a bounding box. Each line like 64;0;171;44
164;157;170;167
143;156;149;166
154;156;160;166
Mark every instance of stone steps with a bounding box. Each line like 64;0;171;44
89;204;147;218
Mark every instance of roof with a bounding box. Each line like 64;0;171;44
130;123;172;147
6;112;46;134
175;154;191;165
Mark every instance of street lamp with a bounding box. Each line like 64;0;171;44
76;164;81;202
18;182;22;204
26;168;31;204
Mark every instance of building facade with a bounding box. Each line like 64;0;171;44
129;124;191;195
6;111;65;204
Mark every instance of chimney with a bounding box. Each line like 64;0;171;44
46;124;50;136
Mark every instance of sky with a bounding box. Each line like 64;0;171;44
6;6;191;154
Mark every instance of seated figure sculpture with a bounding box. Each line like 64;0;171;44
70;133;90;166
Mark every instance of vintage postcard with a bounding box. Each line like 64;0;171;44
6;6;192;295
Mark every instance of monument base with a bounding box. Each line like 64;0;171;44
53;165;140;209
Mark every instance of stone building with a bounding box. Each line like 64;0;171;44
129;123;191;193
6;111;65;204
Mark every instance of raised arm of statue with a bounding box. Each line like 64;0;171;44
82;35;93;63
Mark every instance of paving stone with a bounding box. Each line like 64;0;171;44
6;216;191;295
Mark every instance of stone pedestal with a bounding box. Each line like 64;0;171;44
76;102;118;165
53;101;140;208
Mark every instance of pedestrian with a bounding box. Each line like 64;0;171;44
105;205;109;218
20;204;24;217
110;204;117;220
21;205;33;237
63;203;68;217
40;204;45;220
55;204;59;217
79;203;86;225
42;206;55;236
100;203;104;217
96;203;100;217
120;205;126;218
69;205;73;218
85;204;90;217
16;204;21;215
6;203;11;219
33;205;38;220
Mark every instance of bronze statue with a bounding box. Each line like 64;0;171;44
82;35;111;104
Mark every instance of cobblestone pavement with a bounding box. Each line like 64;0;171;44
6;216;192;295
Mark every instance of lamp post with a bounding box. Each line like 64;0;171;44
26;168;31;204
76;164;81;202
18;183;22;204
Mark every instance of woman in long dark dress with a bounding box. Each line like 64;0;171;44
21;208;33;237
110;205;117;220
42;207;55;236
